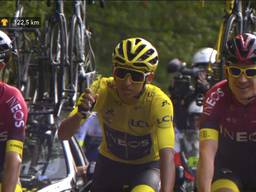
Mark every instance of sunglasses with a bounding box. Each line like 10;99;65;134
226;66;256;78
113;67;150;83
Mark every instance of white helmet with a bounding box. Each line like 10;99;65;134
192;47;217;67
0;30;12;63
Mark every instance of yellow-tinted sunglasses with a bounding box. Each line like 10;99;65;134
226;66;256;78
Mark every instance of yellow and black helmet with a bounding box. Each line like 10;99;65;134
112;37;159;72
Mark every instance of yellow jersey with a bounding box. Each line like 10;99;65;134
73;77;175;164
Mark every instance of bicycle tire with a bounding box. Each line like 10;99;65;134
58;14;70;105
49;20;61;106
69;14;82;106
218;13;240;80
78;29;96;92
243;1;256;33
48;14;69;114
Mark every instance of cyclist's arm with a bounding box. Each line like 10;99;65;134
160;148;175;192
58;111;84;140
154;95;175;192
58;82;100;140
3;89;27;192
2;151;22;192
197;128;218;192
58;91;95;140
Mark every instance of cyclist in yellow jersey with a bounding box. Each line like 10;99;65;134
58;37;176;192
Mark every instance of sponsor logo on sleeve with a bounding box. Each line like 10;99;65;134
6;96;25;128
157;115;173;128
0;131;8;141
204;88;224;115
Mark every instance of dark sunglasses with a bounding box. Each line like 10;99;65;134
113;67;150;83
226;66;256;78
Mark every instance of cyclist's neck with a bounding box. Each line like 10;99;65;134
117;87;145;105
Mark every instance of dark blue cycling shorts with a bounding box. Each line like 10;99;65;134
91;154;160;192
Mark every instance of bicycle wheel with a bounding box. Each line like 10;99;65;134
243;1;256;33
218;12;242;80
49;15;69;114
78;29;96;92
69;15;82;106
221;0;243;53
49;21;61;106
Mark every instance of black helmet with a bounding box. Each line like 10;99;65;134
226;33;256;65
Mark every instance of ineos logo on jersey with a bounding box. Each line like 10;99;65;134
204;88;224;115
128;119;149;129
104;123;152;160
6;96;25;128
0;131;8;141
221;127;256;142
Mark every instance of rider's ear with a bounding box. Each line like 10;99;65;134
146;73;154;83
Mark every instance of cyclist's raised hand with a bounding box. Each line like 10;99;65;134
58;88;97;140
77;88;97;116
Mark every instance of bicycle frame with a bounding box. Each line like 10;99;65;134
69;0;96;107
47;0;70;117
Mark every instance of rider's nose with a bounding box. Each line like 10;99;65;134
238;73;248;83
123;74;133;85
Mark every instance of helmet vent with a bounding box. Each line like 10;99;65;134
127;44;146;61
133;62;149;70
148;56;158;65
135;38;142;45
134;44;145;56
145;49;154;56
115;56;125;64
138;48;154;61
118;42;124;58
126;41;132;60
